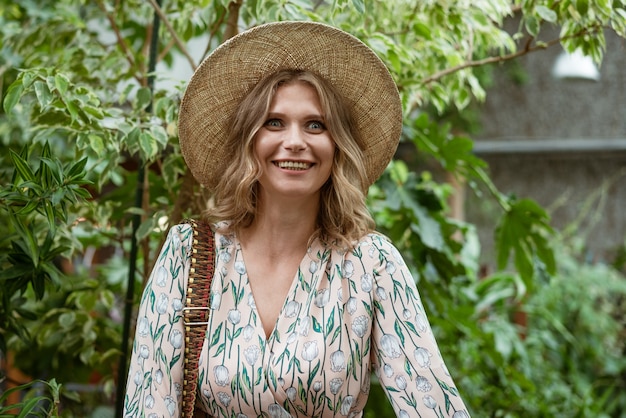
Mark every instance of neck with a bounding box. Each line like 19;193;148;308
240;195;320;258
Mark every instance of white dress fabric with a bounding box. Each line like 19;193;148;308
123;223;470;417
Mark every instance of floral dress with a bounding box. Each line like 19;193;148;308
123;223;470;418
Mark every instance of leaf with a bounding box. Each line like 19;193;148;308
525;15;540;36
43;200;57;235
325;308;335;336
83;104;105;119
0;381;41;405
169;353;181;370
44;244;71;261
309;360;320;387
136;217;157;241
536;5;557;22
404;321;419;336
10;213;39;263
393;319;405;346
100;289;115;309
495;213;515;269
404;357;412;378
89;134;105;155
16;396;46;418
395;186;444;250
533;232;556;275
3;81;24;114
41;158;63;185
124;127;141;153
495;198;554;286
388;160;409;184
15;198;40;216
66;99;80;122
59;311;76;329
34;80;54;108
0;264;34;281
71;186;92;199
412;22;432;40
66;157;88;179
9;149;35;182
136;87;152;110
312;316;323;333
139;132;158;160
54;73;70;95
573;0;589;17
37;143;53;189
150;124;169;147
242;368;252;390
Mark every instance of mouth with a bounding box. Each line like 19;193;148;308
274;161;313;171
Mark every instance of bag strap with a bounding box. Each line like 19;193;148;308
180;219;215;418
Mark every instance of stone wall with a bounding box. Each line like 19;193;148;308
467;25;626;264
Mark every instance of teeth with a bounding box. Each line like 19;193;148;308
276;161;311;170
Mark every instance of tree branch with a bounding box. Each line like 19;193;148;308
95;0;144;85
169;1;242;221
225;0;243;40
421;25;601;85
146;0;197;71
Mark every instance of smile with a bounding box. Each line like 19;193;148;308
274;161;312;170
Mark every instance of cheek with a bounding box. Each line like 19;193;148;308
252;132;270;160
250;133;269;175
323;135;336;157
326;140;337;166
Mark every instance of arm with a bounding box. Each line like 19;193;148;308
367;234;470;417
123;224;194;417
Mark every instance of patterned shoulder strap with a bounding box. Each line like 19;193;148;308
180;219;215;418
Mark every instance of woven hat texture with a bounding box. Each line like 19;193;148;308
178;21;402;190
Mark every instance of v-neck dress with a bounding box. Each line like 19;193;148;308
123;223;470;417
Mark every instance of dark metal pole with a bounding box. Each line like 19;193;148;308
115;1;162;416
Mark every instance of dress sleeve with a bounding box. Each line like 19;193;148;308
366;234;470;417
123;224;193;417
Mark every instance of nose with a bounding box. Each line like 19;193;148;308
283;126;307;152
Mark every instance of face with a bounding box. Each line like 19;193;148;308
254;81;335;204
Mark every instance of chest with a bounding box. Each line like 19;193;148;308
197;238;376;416
244;253;303;336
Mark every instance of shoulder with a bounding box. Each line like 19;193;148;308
353;232;405;262
169;221;195;243
159;222;196;258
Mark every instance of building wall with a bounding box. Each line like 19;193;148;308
467;26;626;264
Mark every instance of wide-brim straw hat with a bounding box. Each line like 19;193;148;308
178;21;402;190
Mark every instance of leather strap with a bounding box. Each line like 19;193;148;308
180;219;214;418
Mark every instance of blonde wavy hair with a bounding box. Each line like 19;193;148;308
205;69;375;249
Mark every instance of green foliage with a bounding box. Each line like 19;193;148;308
0;378;62;417
7;271;123;385
367;224;626;416
1;0;625;415
521;249;626;416
494;197;556;288
0;141;92;353
407;112;556;289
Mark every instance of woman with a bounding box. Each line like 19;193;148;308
123;21;470;417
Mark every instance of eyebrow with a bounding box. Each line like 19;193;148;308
266;112;326;120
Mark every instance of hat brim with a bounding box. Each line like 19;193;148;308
178;21;402;190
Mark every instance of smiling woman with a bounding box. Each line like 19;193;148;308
123;21;470;418
210;68;372;250
253;79;335;210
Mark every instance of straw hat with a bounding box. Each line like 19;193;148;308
178;21;402;190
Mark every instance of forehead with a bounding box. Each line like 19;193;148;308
270;80;322;110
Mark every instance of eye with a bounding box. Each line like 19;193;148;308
307;120;326;131
264;119;282;129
